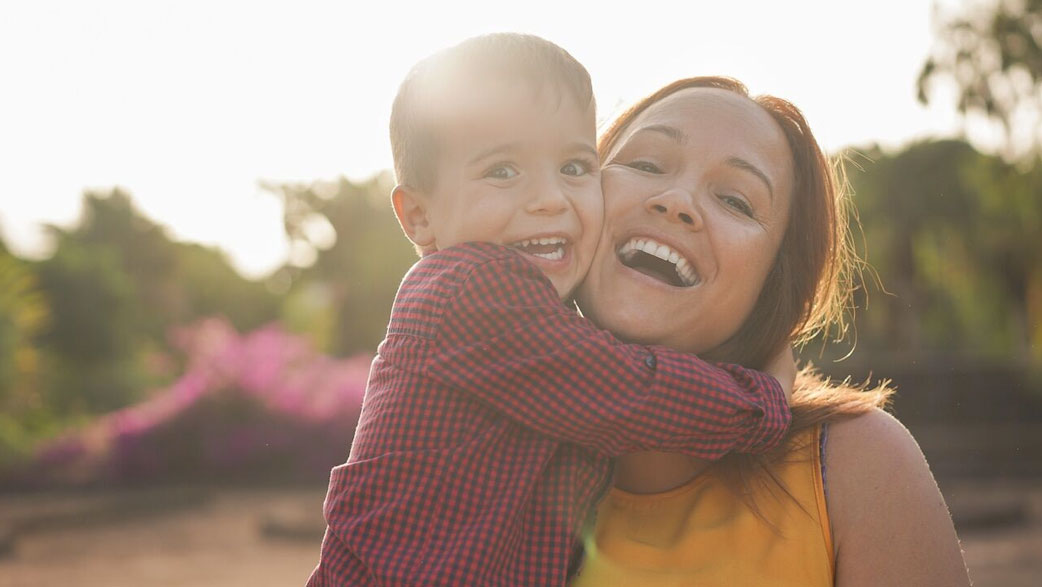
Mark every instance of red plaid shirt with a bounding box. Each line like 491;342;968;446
308;242;790;586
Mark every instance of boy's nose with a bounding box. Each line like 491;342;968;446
645;188;704;230
525;179;570;215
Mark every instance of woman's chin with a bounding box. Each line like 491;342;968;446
584;307;700;353
579;283;689;352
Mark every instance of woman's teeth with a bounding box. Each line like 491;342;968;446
618;237;699;286
511;237;567;261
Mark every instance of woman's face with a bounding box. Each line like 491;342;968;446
577;88;794;354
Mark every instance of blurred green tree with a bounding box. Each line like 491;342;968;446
0;251;47;396
35;239;145;413
33;188;282;415
847;139;1042;359
43;189;170;341
963;149;1042;359
0;248;54;463
267;173;417;355
918;0;1042;159
49;189;279;340
176;242;281;332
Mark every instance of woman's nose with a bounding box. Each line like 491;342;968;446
645;188;703;229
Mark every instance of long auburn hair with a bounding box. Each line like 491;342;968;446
598;77;892;462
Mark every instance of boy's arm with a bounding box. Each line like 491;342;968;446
389;243;790;459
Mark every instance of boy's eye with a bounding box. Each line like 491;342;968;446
560;159;593;177
719;193;754;218
484;164;519;180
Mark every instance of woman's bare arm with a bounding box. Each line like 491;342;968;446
826;408;971;586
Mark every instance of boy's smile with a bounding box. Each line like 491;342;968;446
397;78;603;299
508;235;567;261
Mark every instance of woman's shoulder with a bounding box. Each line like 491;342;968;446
826;407;915;466
823;408;930;522
823;408;970;586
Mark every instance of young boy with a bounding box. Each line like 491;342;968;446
308;34;792;586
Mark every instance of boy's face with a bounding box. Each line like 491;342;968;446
418;80;603;298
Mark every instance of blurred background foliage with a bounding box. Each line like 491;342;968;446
0;0;1039;484
845;139;1042;360
918;0;1042;158
266;174;417;355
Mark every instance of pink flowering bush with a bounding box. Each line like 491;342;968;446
6;318;369;487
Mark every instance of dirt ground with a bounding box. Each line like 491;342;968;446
1;478;1039;586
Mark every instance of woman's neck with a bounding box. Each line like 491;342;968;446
613;451;712;494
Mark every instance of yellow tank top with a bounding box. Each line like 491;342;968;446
572;425;833;587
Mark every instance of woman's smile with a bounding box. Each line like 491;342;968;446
616;235;700;288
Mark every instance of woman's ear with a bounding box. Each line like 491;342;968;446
391;185;436;249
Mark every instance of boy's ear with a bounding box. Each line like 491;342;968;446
391;184;436;249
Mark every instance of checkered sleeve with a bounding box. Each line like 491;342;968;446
306;526;374;586
421;244;790;459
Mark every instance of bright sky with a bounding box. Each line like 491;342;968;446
0;0;969;278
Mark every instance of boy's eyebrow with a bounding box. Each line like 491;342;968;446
467;141;598;165
468;142;520;165
569;141;598;159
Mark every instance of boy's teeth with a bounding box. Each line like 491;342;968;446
515;236;566;248
511;236;567;261
531;249;564;261
619;237;699;286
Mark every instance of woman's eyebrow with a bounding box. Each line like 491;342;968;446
628;125;774;199
632;124;687;144
727;156;774;201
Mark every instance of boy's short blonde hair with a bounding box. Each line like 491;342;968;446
389;33;595;193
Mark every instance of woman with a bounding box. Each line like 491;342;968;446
572;78;970;585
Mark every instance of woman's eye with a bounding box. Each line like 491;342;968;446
720;194;754;217
560;160;592;177
484;165;519;180
624;160;662;174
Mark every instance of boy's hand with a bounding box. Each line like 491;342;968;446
764;345;797;405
